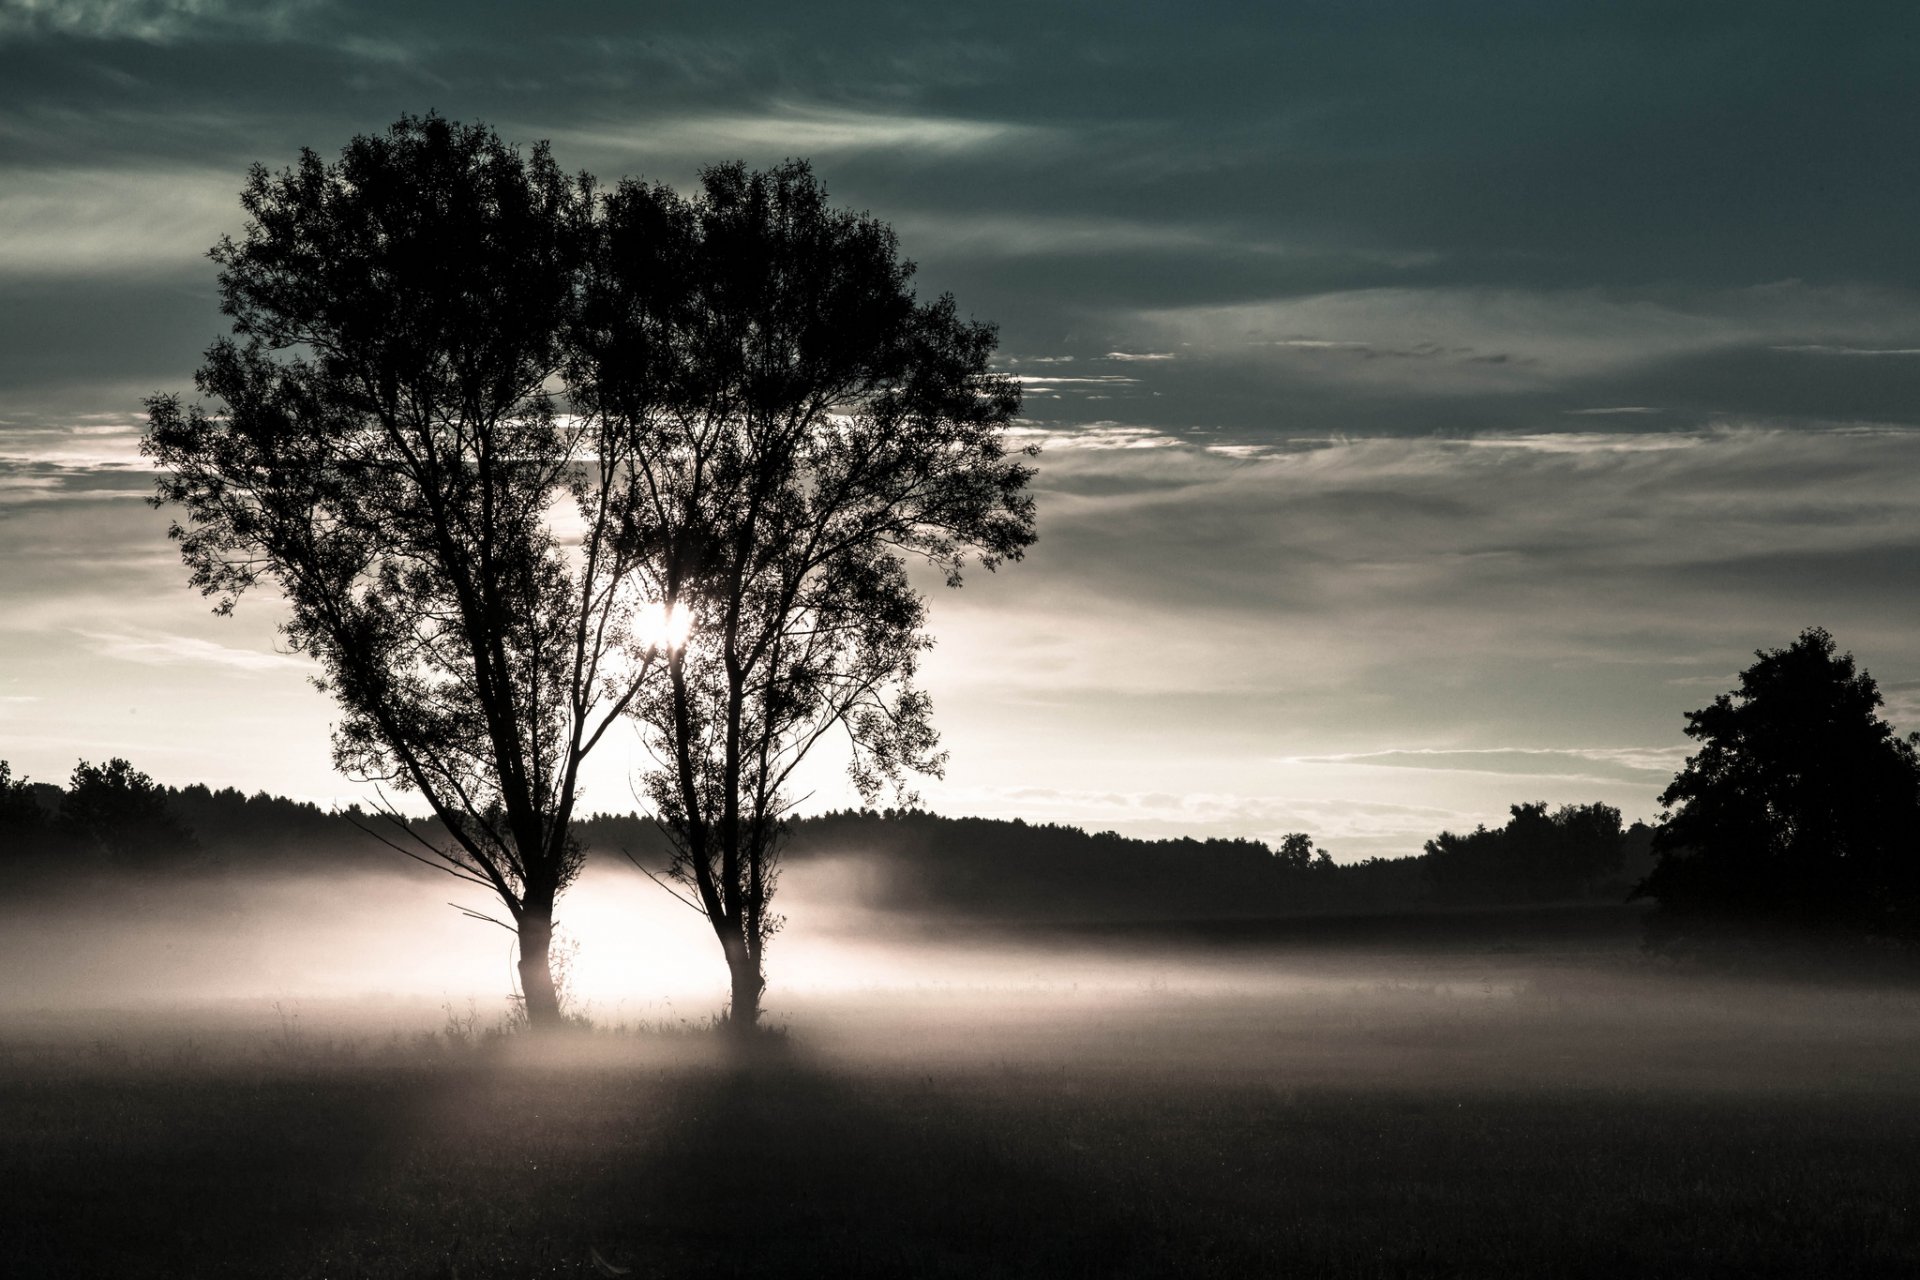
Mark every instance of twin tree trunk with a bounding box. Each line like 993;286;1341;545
723;932;766;1031
517;902;563;1028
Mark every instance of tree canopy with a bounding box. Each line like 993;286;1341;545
1423;802;1638;905
58;758;200;868
1636;627;1920;945
0;760;49;863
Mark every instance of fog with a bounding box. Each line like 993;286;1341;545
1;853;1429;1020
6;851;1919;1104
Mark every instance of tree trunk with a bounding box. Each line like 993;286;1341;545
518;911;563;1029
723;933;764;1031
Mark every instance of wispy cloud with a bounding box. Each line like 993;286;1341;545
1;416;144;456
549;105;1047;167
76;628;310;673
1286;745;1690;781
1131;283;1920;397
0;167;240;276
1771;344;1920;357
0;0;322;45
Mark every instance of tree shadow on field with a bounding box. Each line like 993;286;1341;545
597;1042;1148;1280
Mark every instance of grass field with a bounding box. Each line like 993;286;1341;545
3;914;1919;1278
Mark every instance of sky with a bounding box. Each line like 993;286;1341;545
4;1;1920;859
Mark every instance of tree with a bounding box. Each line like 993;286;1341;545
1635;628;1920;944
143;115;664;1027
1422;801;1627;904
1274;832;1334;873
58;758;200;868
573;161;1037;1028
0;760;49;862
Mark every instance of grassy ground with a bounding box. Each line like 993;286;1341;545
3;940;1919;1278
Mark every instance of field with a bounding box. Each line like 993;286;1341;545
4;907;1919;1278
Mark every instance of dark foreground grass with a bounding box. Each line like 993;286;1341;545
3;967;1919;1279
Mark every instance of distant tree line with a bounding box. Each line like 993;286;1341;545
0;756;1648;920
0;758;390;873
9;631;1913;946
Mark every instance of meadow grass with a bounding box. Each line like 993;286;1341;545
2;941;1918;1278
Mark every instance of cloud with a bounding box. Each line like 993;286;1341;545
1284;746;1691;785
1126;283;1920;400
918;425;1920;806
75;627;310;673
0;167;240;277
0;418;149;494
547;104;1047;168
891;212;1234;260
1771;344;1920;357
0;0;321;45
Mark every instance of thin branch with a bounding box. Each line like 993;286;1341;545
623;847;711;916
450;903;520;933
342;810;495;890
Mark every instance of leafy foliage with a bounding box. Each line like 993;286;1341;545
58;758;200;868
1423;802;1640;904
1275;832;1336;873
1636;627;1920;944
0;760;49;861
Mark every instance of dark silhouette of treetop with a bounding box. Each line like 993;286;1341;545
0;760;49;863
1275;832;1334;873
59;758;200;868
1636;627;1920;944
1424;802;1632;904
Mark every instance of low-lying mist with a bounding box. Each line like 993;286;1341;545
0;849;1454;1018
7;850;1920;1105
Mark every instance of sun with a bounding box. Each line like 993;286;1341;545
632;599;694;655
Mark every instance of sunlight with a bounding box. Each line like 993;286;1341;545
633;599;694;654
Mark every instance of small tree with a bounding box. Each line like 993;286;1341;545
59;758;200;868
144;116;663;1026
1274;832;1334;873
1636;628;1920;944
575;161;1037;1028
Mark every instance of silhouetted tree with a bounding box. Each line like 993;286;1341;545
0;760;49;861
58;758;199;868
1275;832;1334;873
575;161;1037;1028
143;115;667;1027
1423;802;1628;903
1635;628;1920;945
